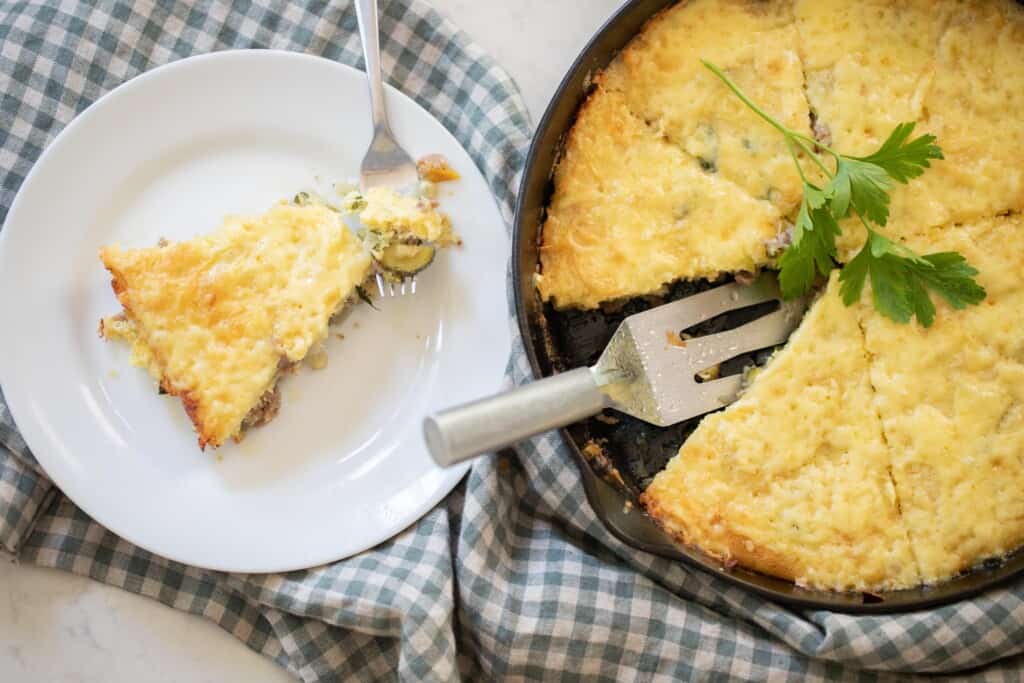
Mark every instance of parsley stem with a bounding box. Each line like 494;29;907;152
856;214;932;265
857;213;877;239
784;138;810;184
789;129;842;159
790;136;834;178
703;60;835;179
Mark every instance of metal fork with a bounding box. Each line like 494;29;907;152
354;0;420;297
424;273;809;466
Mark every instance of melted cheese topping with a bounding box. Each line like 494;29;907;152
359;187;458;245
796;0;1024;256
862;214;1024;582
794;0;951;157
642;274;918;591
888;2;1024;232
602;0;812;215
100;203;371;448
536;88;784;309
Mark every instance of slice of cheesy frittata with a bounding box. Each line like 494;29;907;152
100;202;371;448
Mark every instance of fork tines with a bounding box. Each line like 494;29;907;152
375;272;417;297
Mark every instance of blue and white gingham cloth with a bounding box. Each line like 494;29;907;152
3;2;1024;680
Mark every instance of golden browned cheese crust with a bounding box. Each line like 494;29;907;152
538;0;821;310
602;0;812;214
642;275;919;591
100;203;371;448
536;87;785;309
861;214;1024;583
795;0;1024;257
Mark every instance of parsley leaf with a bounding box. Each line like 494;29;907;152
703;60;984;326
837;242;869;305
852;122;944;183
913;251;988;309
839;231;987;327
826;158;893;225
794;182;827;236
779;188;840;300
355;285;379;310
826;124;942;225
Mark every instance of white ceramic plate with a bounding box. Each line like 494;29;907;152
0;50;510;572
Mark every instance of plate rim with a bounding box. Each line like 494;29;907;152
0;48;506;572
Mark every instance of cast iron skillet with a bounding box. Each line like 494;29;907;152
511;0;1024;613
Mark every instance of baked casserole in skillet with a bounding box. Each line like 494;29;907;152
537;0;1024;591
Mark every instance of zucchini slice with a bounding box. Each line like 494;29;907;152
377;243;436;276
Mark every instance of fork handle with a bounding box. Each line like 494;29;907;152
354;0;391;133
423;367;608;467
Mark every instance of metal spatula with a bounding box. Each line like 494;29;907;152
424;273;807;466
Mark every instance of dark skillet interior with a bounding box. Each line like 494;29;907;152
512;0;1024;613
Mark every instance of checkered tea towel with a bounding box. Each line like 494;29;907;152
3;1;1024;681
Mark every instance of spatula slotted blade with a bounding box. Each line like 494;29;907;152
594;274;807;427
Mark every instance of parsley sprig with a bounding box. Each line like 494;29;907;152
702;60;985;327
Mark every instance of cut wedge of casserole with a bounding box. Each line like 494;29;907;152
793;0;953;158
601;0;813;216
795;0;1024;257
535;88;784;309
861;214;1024;583
99;202;372;449
539;0;817;309
641;273;919;591
889;1;1024;231
642;215;1024;589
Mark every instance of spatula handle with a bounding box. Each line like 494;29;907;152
423;367;607;467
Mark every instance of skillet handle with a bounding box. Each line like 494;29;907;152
423;367;607;467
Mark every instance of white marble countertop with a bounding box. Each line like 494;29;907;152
0;1;621;681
